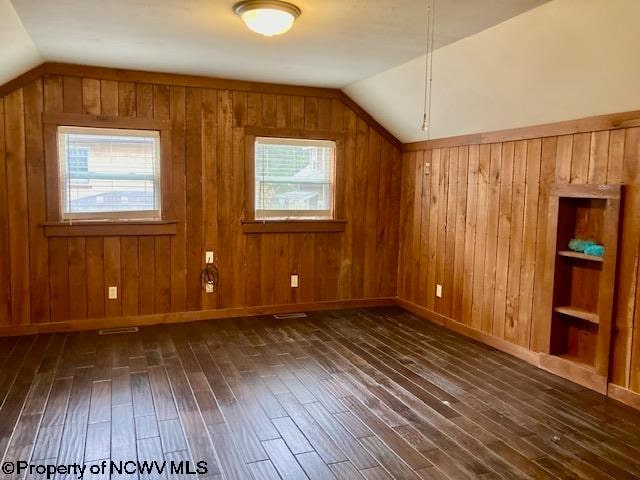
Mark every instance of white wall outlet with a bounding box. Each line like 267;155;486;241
436;284;443;298
108;286;118;300
205;251;214;264
205;282;214;293
290;274;299;288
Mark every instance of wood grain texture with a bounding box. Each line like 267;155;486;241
0;69;400;329
399;125;640;402
1;307;640;479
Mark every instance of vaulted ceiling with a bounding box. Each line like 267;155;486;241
6;0;547;88
8;0;637;144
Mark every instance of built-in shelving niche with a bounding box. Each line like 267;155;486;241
540;185;621;393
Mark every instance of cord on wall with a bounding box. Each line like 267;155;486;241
201;252;219;293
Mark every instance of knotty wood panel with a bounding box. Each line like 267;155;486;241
0;70;400;328
399;126;640;399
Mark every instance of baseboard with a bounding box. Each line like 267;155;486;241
0;297;396;337
394;298;640;409
394;298;542;367
608;383;640;410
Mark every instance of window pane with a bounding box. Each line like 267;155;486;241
255;137;335;220
58;127;161;219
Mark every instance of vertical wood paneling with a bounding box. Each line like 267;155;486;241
0;98;9;322
121;237;139;317
86;238;105;319
138;237;155;316
185;88;203;311
363;131;381;298
201;89;218;310
81;79;100;115
0;70;400;340
67;238;87;320
5;89;30;325
154;236;171;314
24;80;50;323
104;237;122;318
399;122;640;399
216;90;233;307
170;86;187;312
492;142;513;338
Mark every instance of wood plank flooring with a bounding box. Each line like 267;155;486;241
1;307;640;479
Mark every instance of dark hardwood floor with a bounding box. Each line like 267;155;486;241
1;307;640;479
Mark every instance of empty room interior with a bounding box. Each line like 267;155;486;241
2;0;640;478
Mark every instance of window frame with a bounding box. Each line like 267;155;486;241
243;127;346;233
43;113;172;223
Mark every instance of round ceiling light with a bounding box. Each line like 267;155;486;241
234;0;301;37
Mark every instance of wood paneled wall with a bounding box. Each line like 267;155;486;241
0;69;401;330
398;126;640;398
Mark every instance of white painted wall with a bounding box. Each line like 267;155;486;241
0;0;41;86
344;0;640;143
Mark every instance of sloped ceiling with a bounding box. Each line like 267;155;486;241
8;0;633;144
0;0;41;85
345;0;640;143
8;0;547;89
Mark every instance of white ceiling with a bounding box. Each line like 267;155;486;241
0;0;41;85
8;0;547;89
345;0;640;143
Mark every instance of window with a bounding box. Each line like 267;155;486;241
67;148;89;184
57;126;161;220
254;136;336;220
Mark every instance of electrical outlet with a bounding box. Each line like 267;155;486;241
424;161;431;175
205;282;214;293
436;284;443;298
290;274;299;288
108;286;118;300
205;251;214;264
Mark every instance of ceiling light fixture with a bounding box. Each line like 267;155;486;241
421;0;436;135
234;0;301;37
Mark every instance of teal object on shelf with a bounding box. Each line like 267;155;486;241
584;244;604;257
568;239;596;253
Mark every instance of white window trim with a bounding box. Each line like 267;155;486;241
254;136;337;221
57;126;162;221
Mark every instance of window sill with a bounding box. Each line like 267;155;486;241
241;220;346;234
41;220;178;237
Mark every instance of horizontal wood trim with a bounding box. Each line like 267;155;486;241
242;220;346;234
0;297;395;337
608;383;640;410
395;298;542;366
43;112;171;130
41;220;178;237
402;109;640;151
0;64;47;97
539;354;608;394
550;183;622;199
245;126;345;142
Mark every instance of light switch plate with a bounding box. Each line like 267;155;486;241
436;284;443;298
291;274;299;288
108;286;118;300
205;251;214;264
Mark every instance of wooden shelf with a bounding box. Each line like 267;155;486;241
554;306;600;325
556;353;596;369
557;250;603;262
